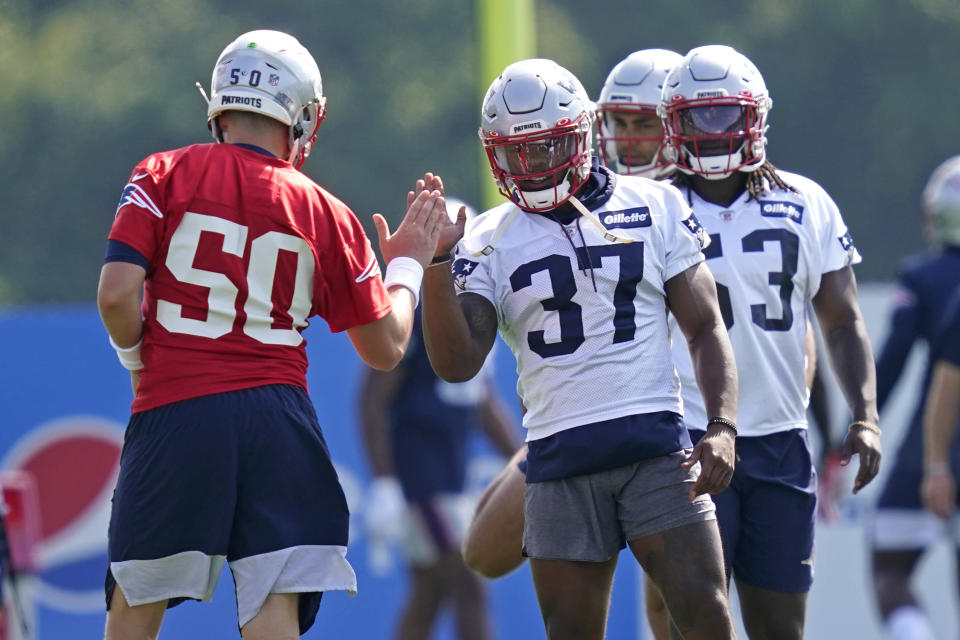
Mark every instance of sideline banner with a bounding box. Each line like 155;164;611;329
0;306;639;639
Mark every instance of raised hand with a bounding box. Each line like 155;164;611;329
406;172;467;259
373;187;446;267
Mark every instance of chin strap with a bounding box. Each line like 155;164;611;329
568;196;634;243
465;194;635;257
467;206;521;257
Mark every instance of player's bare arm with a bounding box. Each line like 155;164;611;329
97;261;146;393
665;261;738;497
921;359;960;518
420;205;496;382
348;188;446;371
97;261;146;348
812;265;882;493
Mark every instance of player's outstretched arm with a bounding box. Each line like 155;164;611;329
922;359;960;518
665;262;738;498
812;266;882;494
462;446;528;578
420;200;497;382
348;188;446;371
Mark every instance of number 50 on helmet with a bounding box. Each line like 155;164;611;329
479;59;595;211
206;30;326;169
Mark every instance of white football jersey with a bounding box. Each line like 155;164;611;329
669;170;862;437
452;175;707;442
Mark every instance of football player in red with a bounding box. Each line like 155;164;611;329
97;30;446;640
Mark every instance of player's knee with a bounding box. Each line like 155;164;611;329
670;582;730;632
461;547;504;578
461;534;511;578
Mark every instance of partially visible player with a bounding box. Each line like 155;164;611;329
659;44;882;639
97;30;446;639
358;198;520;640
423;58;739;640
596;48;682;179
870;155;960;640
922;291;960;520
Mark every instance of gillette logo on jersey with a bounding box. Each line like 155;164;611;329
602;207;652;230
760;200;804;224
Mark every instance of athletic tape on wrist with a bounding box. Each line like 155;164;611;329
384;257;424;307
109;335;144;371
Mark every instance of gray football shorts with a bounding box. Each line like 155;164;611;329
522;450;715;562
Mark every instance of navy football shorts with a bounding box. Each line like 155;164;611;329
691;428;816;593
105;384;356;633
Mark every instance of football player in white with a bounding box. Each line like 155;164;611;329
596;48;682;180
421;58;739;640
660;44;882;639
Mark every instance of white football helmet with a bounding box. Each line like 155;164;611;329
596;49;682;178
207;30;326;169
479;59;595;211
660;45;771;180
923;155;960;247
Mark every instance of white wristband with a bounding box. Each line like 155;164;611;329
109;335;144;371
383;257;424;307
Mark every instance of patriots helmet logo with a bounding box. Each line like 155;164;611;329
452;258;479;291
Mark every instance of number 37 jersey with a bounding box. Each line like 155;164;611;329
108;143;390;413
452;174;707;443
671;171;862;437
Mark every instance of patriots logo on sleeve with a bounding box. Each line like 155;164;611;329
838;230;857;257
452;258;479;291
680;212;708;249
115;183;163;219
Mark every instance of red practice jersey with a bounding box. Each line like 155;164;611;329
108;143;391;412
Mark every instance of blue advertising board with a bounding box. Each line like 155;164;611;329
0;306;641;639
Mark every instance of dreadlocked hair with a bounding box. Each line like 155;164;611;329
745;161;797;201
671;160;798;205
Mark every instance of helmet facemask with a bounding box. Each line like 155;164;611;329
483;113;593;211
665;97;768;179
596;105;670;178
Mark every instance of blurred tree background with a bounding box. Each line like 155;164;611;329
1;0;958;305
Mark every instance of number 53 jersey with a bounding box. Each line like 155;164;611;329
671;170;862;437
108;143;391;413
452;174;708;444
